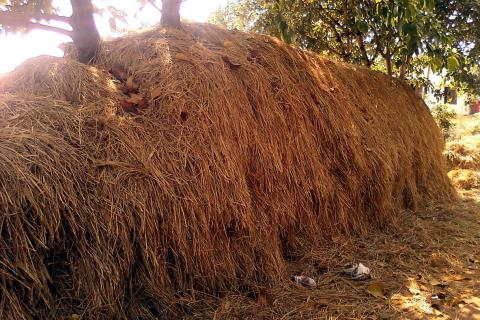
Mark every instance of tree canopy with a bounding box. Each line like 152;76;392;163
435;0;480;93
211;0;479;89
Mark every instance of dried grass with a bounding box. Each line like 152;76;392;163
445;115;480;170
446;137;480;170
448;169;480;190
0;23;454;319
184;199;480;320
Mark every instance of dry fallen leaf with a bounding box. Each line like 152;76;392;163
427;276;449;288
109;64;127;81
174;52;193;63
151;87;162;99
450;297;466;307
441;274;470;282
223;40;234;47
70;314;80;320
314;298;329;308
366;282;386;299
222;56;241;70
248;48;260;61
257;288;274;307
127;93;146;105
257;288;267;306
123;76;139;93
119;100;138;114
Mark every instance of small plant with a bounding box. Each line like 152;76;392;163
431;103;456;139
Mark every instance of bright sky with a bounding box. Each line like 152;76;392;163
0;0;228;73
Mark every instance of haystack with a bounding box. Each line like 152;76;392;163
0;23;453;319
445;137;480;170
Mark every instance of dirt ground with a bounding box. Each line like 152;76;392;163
186;116;480;320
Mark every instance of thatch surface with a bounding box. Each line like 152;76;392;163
0;23;453;319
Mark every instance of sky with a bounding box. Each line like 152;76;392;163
0;0;229;73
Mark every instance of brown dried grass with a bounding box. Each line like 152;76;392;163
183;198;480;320
445;137;480;170
0;23;453;319
448;169;480;190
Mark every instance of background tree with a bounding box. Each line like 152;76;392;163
137;0;183;27
210;0;466;82
434;0;480;93
0;0;100;63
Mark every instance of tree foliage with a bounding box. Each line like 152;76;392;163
211;0;477;85
434;0;480;93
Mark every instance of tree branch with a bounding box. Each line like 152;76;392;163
149;1;162;13
34;13;71;24
354;30;371;67
0;10;71;24
0;11;72;37
25;22;72;37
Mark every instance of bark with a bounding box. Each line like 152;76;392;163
383;47;393;76
354;31;371;67
385;56;393;76
161;0;182;28
399;55;412;80
70;0;100;63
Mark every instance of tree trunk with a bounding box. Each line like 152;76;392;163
399;55;412;80
385;54;393;76
161;0;182;28
354;32;371;67
70;0;100;63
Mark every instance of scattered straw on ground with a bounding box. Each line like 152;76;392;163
445;115;480;170
185;197;480;320
448;169;480;190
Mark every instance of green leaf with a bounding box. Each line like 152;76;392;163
402;23;418;36
356;21;368;33
406;36;420;54
447;56;460;72
426;0;435;11
430;56;443;72
380;6;389;18
426;42;433;53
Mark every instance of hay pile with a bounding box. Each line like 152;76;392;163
444;115;480;192
445;115;480;169
448;169;480;190
446;140;480;170
0;23;453;319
